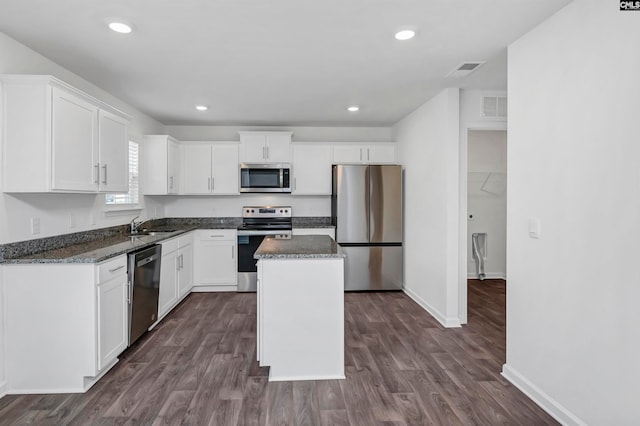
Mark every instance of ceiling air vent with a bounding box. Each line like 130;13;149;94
447;61;485;78
482;96;507;118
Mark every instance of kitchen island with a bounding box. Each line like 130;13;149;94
254;235;346;381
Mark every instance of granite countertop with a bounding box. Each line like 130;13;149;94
254;235;346;259
0;216;333;264
3;230;191;264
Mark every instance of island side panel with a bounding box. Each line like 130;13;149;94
259;258;344;381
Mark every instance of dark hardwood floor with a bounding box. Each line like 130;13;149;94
0;279;557;425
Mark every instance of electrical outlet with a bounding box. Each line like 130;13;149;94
30;217;40;235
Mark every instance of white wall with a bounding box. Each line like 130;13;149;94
158;194;330;218
504;1;640;424
393;88;461;327
467;130;507;278
0;32;165;244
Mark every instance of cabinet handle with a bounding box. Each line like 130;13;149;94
101;164;108;185
109;265;125;273
266;146;269;159
180;253;184;269
94;164;100;184
208;177;211;191
211;177;215;192
231;246;234;259
367;148;370;161
169;176;174;190
176;256;180;271
210;234;224;238
262;146;266;160
360;149;363;162
127;280;131;304
294;177;297;191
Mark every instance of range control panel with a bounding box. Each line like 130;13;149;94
242;206;291;218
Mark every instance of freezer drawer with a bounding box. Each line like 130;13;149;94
341;245;403;291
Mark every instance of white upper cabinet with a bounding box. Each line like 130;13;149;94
1;75;130;193
182;142;239;195
98;110;129;192
292;144;333;195
51;87;99;191
239;131;292;163
332;143;397;164
143;135;182;195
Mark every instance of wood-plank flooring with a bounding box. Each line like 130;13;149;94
0;279;557;425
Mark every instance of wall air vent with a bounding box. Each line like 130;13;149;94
482;96;508;118
447;61;485;78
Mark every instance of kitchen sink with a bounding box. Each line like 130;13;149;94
129;230;178;237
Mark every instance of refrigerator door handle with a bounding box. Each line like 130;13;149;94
365;165;370;241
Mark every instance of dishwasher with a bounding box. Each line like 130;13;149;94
127;244;162;346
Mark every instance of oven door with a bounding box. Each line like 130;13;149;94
237;234;265;292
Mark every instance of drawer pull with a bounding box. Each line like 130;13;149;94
109;265;125;273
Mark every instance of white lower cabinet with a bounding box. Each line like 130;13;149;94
96;257;128;371
193;229;238;291
292;227;336;239
158;233;194;319
2;255;128;393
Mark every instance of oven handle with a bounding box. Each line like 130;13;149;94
237;230;292;236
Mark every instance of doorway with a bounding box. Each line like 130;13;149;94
459;128;507;324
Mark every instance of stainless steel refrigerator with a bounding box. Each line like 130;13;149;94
332;164;403;291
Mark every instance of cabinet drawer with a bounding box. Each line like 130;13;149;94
195;229;237;241
97;255;127;282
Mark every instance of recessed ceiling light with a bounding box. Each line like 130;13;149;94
108;21;132;34
195;105;208;111
395;30;415;41
347;106;360;112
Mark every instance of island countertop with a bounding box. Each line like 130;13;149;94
254;235;346;259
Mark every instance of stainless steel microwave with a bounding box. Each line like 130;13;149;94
240;163;291;193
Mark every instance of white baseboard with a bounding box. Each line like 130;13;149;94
467;272;506;280
191;285;238;292
402;287;461;328
502;364;586;426
268;373;346;382
0;380;7;399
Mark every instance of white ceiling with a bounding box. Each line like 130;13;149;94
0;0;571;126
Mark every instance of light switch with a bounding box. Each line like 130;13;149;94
529;218;541;239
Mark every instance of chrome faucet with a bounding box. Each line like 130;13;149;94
130;216;143;234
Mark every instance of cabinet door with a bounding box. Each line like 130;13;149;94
265;134;291;163
167;139;182;194
51;87;98;191
158;249;178;318
194;240;237;285
98;110;129;192
97;273;128;371
177;243;193;298
292;145;332;195
183;144;212;194
241;133;267;163
332;145;364;164
212;144;240;194
367;144;397;164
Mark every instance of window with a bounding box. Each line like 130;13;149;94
105;140;140;206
